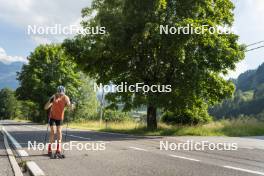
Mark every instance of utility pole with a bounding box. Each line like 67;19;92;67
99;88;105;128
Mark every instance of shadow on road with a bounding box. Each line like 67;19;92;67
1;124;163;149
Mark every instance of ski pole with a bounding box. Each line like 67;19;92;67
64;116;69;144
43;117;50;153
64;101;75;143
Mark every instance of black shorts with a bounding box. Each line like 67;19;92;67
49;119;62;126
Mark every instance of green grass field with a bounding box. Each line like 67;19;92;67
68;118;264;137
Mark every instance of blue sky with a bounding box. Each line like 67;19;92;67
230;0;264;78
0;0;263;78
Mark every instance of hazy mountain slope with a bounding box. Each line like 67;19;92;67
210;62;264;119
0;62;23;90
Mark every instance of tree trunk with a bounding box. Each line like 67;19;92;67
147;105;157;130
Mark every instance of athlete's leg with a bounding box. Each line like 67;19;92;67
49;124;55;143
48;120;55;154
56;121;62;153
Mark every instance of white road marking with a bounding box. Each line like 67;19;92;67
129;147;148;151
240;147;254;150
2;127;22;149
62;133;91;140
169;154;200;162
2;127;29;157
26;161;45;176
17;150;29;157
224;166;264;175
2;132;24;176
2;126;45;175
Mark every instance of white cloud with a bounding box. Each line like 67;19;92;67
0;0;91;44
0;47;27;64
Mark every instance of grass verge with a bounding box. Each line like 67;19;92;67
68;118;264;137
12;118;31;123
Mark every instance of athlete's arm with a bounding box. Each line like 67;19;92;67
65;96;71;106
65;96;75;110
44;95;54;110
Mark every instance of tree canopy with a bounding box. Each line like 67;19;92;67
16;44;82;121
63;0;245;129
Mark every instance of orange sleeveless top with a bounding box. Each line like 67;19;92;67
50;94;69;120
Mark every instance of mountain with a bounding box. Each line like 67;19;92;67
235;63;264;91
0;62;24;90
210;62;264;119
235;69;256;91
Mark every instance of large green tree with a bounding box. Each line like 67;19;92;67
0;88;18;119
16;44;82;122
63;0;244;129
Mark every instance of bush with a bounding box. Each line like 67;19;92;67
161;108;212;125
103;110;131;122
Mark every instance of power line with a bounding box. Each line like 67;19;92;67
246;45;264;52
244;40;264;52
246;40;264;47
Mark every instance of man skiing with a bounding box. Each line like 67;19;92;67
44;85;72;156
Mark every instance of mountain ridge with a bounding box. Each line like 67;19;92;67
210;62;264;119
0;61;24;90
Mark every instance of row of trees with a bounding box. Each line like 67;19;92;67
0;88;36;120
0;88;19;119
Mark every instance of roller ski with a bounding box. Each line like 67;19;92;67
50;151;65;159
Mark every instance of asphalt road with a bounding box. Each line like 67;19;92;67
1;120;264;176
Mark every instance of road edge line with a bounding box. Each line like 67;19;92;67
2;127;29;157
1;127;24;176
2;126;45;176
224;166;264;176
